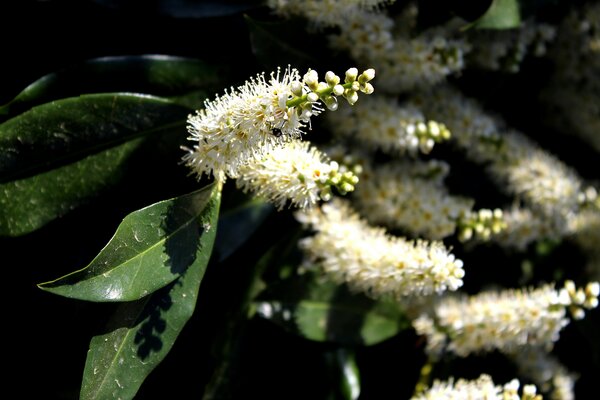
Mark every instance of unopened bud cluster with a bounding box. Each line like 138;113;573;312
457;208;507;242
289;67;375;113
559;280;600;319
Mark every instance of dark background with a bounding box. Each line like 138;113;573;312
2;0;599;399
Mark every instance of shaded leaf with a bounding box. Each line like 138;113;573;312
39;184;219;302
0;93;189;182
91;0;263;17
214;199;273;262
254;274;409;346
467;0;521;30
0;55;220;118
0;139;144;237
80;187;221;400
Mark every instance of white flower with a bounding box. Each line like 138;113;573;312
412;374;540;400
183;67;313;180
327;95;451;155
183;66;374;181
296;199;465;299
353;160;474;239
236;140;359;210
413;283;599;357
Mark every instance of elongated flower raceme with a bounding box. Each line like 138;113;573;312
295;199;465;299
413;281;599;358
183;66;375;180
353;160;476;240
236;140;360;210
327;95;451;155
412;374;542;400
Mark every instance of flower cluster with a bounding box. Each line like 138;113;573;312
296;199;465;299
413;282;599;357
327;95;451;155
236;140;360;210
353;160;474;239
183;66;374;181
412;374;541;400
457;208;507;242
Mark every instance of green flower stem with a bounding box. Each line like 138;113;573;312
286;81;355;108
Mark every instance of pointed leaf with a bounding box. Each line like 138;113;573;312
467;0;521;30
80;187;220;400
0;138;144;237
39;184;219;301
254;274;409;346
0;93;189;183
0;55;220;118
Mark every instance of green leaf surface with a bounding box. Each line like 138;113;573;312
254;274;409;346
0;55;219;118
0;138;144;237
468;0;521;30
80;186;220;400
214;199;273;262
326;349;361;400
39;184;219;302
0;93;189;182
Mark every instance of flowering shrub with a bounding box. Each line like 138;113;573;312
3;0;600;399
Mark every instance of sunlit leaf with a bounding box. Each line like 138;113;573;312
80;185;220;400
467;0;521;30
39;184;219;302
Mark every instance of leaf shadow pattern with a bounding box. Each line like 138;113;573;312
132;191;208;360
133;282;176;360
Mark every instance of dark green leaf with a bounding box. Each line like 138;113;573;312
254;274;409;346
0;138;144;237
91;0;263;17
38;184;219;302
0;55;220;118
80;185;220;400
214;199;273;262
0;93;188;183
467;0;521;30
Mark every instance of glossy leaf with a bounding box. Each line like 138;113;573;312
326;349;361;400
80;186;220;400
468;0;521;30
0;138;144;237
0;55;219;118
0;93;188;182
254;274;409;346
39;184;219;302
